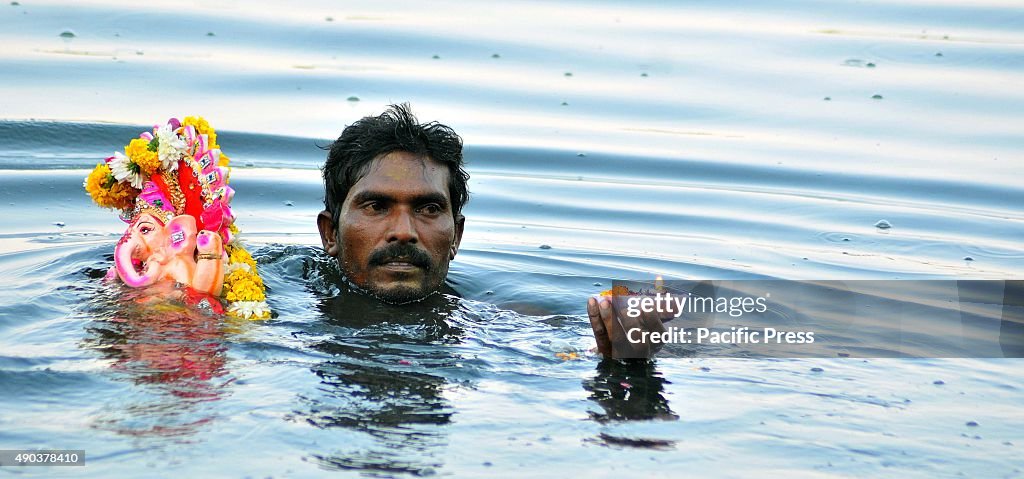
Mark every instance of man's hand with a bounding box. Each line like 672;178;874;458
587;295;669;359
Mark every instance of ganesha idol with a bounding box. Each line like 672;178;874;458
84;117;270;319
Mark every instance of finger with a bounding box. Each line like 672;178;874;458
588;297;612;357
641;307;668;334
587;296;600;321
640;308;667;356
602;297;632;358
600;298;618;341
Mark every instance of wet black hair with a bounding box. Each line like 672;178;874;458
321;103;469;228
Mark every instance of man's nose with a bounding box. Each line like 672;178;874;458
386;207;418;244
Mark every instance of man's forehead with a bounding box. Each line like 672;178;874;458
348;151;451;199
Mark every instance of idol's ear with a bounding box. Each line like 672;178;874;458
317;210;340;257
450;214;465;260
165;215;198;256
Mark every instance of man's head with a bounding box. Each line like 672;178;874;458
318;104;469;304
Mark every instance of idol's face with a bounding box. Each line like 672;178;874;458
318;151;464;303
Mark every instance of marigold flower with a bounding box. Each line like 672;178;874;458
84;163;138;210
181;116;218;149
600;285;632;296
125;138;161;175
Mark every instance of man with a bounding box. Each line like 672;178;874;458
317;103;467;305
317;103;661;359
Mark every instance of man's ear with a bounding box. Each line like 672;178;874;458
450;214;465;260
317;210;340;257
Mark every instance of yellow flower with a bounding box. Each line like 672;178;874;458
84;163;138;210
221;243;269;317
124;138;160;175
218;152;231;168
228;245;257;269
181;116;218;149
600;285;632;296
224;269;265;302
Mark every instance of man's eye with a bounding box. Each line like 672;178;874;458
362;202;386;213
418;204;442;215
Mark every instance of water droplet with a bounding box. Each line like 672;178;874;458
872;94;884;100
347;96;359;102
874;219;892;229
966;421;979;427
539;244;552;250
206;32;215;37
564;72;573;77
432;54;440;59
811;367;824;372
283;200;294;207
491;53;500;58
933;380;945;385
963;256;974;261
59;30;76;39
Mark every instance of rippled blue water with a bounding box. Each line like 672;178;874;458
1;1;1022;477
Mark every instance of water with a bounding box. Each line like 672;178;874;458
1;0;1023;477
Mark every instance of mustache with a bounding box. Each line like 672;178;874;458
367;243;432;269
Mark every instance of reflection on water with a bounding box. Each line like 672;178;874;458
584;360;677;425
297;274;462;475
81;285;233;439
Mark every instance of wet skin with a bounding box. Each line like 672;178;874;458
318;151;465;303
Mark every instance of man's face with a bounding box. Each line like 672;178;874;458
318;151;465;303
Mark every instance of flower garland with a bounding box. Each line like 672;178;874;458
223;239;271;319
84;117;269;320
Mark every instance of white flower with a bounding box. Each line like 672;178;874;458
108;151;144;189
155;122;187;171
228;300;270;319
224;262;252;275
